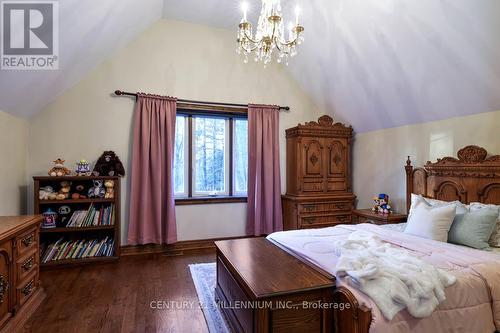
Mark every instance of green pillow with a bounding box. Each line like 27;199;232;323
448;209;499;249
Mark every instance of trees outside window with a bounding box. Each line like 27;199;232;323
174;113;248;199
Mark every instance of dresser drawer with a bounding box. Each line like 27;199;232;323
16;271;38;307
15;227;37;257
16;250;38;282
299;201;352;214
299;214;351;228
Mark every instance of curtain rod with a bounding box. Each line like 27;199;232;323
113;90;290;111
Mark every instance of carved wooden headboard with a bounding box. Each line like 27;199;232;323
405;145;500;213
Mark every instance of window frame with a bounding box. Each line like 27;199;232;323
174;107;248;205
173;115;189;198
232;117;249;197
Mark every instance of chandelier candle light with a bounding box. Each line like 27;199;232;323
237;0;304;66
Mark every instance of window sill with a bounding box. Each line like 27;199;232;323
175;196;248;205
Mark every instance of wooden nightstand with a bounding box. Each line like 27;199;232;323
352;209;407;225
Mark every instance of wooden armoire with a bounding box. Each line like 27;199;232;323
282;115;356;230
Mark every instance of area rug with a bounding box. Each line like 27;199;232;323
189;263;231;333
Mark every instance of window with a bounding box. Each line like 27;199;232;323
174;111;248;203
193;116;228;195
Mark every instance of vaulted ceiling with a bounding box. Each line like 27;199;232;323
1;0;499;132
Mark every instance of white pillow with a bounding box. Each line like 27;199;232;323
405;197;457;242
469;203;500;247
409;194;468;219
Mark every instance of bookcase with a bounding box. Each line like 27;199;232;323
33;176;120;267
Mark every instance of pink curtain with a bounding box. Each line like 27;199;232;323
247;104;283;236
127;93;177;245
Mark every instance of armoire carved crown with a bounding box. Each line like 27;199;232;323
286;115;353;139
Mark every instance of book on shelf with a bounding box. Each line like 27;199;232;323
41;237;115;263
65;203;115;228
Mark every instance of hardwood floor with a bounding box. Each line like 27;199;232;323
23;250;215;332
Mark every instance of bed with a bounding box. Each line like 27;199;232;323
266;145;500;333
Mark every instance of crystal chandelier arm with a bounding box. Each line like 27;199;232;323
277;36;299;48
276;26;303;47
270;19;278;43
242;30;260;44
274;40;293;54
240;42;261;53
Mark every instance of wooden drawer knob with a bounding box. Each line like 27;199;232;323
22;234;34;247
337;215;349;222
303;217;317;224
22;256;35;272
302;204;316;211
22;280;34;297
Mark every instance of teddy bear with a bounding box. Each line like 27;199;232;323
71;184;87;199
39;186;57;200
372;193;392;214
93;151;125;177
88;180;105;198
104;180;115;199
48;158;72;177
56;181;72;200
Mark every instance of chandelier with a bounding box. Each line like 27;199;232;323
236;0;304;66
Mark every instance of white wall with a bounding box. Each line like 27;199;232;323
353;110;500;213
0;111;28;215
26;19;322;243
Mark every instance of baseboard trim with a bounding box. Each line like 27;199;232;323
121;235;255;256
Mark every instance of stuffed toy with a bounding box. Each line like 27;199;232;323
58;205;72;227
39;186;57;200
75;159;92;176
372;193;392;214
104;180;115;199
48;158;71;177
88;180;105;198
71;184;87;199
93;151;125;177
56;181;72;200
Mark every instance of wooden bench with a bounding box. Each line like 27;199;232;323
215;237;335;333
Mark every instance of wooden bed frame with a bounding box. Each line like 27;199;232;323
216;145;500;333
332;145;500;333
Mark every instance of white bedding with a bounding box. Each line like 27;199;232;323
332;230;456;319
267;223;500;333
379;222;407;232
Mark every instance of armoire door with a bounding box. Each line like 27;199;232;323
0;240;12;327
300;137;326;193
324;138;348;192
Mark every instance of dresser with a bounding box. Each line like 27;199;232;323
282;115;356;230
0;216;45;332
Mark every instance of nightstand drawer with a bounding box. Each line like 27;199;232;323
299;214;351;227
299;201;352;214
